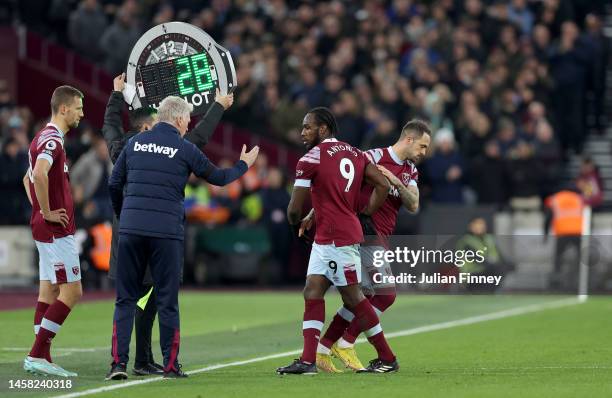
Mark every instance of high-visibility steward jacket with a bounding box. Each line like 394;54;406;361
90;222;112;271
545;191;584;236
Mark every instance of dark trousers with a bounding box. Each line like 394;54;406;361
134;285;157;366
550;235;582;290
112;233;182;371
554;235;581;273
552;84;585;153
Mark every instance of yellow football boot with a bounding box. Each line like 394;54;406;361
331;343;365;371
316;353;343;373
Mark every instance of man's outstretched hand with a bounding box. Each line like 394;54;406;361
240;144;259;168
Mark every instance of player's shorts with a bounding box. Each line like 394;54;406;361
35;235;81;285
307;242;361;286
360;245;395;296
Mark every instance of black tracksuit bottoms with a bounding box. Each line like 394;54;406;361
111;233;182;371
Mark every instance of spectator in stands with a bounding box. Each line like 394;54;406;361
0;80;15;110
260;167;291;276
549;21;589;154
151;3;174;26
333;90;366;148
495;118;518;158
533;120;562;199
532;24;552;63
423;84;453;134
575;157;604;209
71;135;113;222
68;0;107;62
458;104;492;159
507;140;540;208
522;101;547;139
100;6;141;75
456;216;513;292
364;113;397;150
582;13;609;135
469;140;507;208
425;128;465;204
242;153;268;194
0;136;30;224
269;94;308;147
507;0;535;35
208;158;243;222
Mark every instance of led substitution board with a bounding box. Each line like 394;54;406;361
125;22;237;116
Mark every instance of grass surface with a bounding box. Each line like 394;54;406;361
1;292;611;397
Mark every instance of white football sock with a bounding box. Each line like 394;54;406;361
316;343;331;355
337;337;354;349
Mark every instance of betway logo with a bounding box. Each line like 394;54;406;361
134;141;178;158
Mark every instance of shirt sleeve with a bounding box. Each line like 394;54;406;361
408;163;419;187
102;91;125;155
108;146;128;217
294;147;320;188
35;134;63;166
364;148;384;165
185;141;248;185
183;102;224;148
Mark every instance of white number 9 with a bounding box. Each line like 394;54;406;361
339;158;355;192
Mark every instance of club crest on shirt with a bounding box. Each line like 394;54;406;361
401;172;411;186
72;266;80;276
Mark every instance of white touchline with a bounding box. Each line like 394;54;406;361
52;297;581;398
3;347;106;353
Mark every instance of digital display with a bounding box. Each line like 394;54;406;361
138;52;216;108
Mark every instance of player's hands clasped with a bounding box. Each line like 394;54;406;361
42;208;69;227
240;144;259;168
377;165;402;187
215;88;234;110
114;73;126;92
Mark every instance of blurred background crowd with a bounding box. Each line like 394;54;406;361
0;0;610;286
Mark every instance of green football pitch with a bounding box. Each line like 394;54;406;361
1;292;611;398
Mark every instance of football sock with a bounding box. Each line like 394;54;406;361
300;299;325;364
319;306;354;349
33;301;52;362
353;299;395;362
342;293;395;343
316;343;331;355
29;300;71;359
337;337;354;349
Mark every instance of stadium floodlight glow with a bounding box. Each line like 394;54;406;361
124;22;237;116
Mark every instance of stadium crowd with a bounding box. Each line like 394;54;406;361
1;0;609;231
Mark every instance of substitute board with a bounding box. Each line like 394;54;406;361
125;22;236;116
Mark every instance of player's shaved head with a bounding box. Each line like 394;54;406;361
51;86;84;115
400;119;431;139
396;119;431;163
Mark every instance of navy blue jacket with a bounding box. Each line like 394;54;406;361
109;122;248;240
